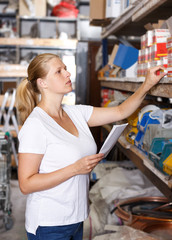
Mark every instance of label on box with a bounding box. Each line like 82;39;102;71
153;29;170;44
141;34;146;49
151;43;167;60
167;37;172;49
146;30;153;48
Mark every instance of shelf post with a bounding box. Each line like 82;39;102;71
102;38;108;67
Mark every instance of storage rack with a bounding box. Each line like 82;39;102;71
102;0;172;38
98;0;172;200
0;37;77;87
0;0;92;93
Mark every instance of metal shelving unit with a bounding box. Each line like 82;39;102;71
99;79;172;99
117;136;172;201
98;0;172;200
102;0;172;38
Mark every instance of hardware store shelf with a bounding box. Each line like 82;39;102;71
17;16;78;22
99;79;172;98
0;37;78;49
0;64;27;77
102;0;172;38
117;135;172;201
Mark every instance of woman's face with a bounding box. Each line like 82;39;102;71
43;57;72;95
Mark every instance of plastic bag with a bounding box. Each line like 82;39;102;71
92;225;161;240
51;1;79;18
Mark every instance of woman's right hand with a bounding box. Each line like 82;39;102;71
73;153;104;175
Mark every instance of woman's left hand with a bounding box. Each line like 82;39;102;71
144;66;167;91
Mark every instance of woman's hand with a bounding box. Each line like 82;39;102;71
73;153;104;175
143;66;167;91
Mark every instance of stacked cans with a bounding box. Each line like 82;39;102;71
138;29;170;81
167;37;172;79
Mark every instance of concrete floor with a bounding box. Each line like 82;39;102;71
0;180;27;240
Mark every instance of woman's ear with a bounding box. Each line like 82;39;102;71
37;78;47;89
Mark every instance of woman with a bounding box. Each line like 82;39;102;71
16;53;166;240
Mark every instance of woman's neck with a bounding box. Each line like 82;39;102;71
37;100;64;119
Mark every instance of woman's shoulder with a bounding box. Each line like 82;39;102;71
63;104;93;121
19;108;44;133
63;104;93;112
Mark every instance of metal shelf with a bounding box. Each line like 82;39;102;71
117;136;172;201
100;79;172;99
0;13;16;18
0;64;27;77
0;37;78;50
101;0;172;38
17;16;78;22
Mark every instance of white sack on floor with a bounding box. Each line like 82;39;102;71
92;225;161;240
89;167;162;204
83;167;163;239
83;200;110;239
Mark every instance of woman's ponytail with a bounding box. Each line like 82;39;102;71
16;78;39;124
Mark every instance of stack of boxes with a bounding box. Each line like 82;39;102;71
90;0;132;22
101;88;114;107
19;0;47;17
167;37;172;79
137;29;171;81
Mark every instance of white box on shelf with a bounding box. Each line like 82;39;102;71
106;0;121;18
119;62;138;79
120;0;130;14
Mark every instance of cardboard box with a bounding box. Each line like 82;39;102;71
108;44;119;66
106;0;121;18
19;0;47;17
152;29;170;44
90;0;106;20
113;44;139;70
150;43;167;60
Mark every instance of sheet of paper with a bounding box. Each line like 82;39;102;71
99;123;128;157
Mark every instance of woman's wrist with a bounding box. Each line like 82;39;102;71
141;80;152;95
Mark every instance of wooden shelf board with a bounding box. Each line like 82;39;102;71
101;0;172;38
117;136;172;201
0;64;27;77
102;5;135;38
132;0;168;22
0;37;78;49
100;80;172;98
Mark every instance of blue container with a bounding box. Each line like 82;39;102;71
135;112;160;154
149;137;172;173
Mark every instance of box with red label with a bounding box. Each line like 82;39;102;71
137;63;146;77
137;63;141;77
148;46;152;62
138;50;141;64
145;48;149;62
141;34;146;49
152;29;170;44
167;67;172;77
101;88;115;106
161;56;168;68
156;59;167;76
168;55;172;67
150;43;167;61
145;30;153;48
140;48;149;63
140;49;145;63
167;37;172;49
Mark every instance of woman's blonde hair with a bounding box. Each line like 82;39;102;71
16;53;59;124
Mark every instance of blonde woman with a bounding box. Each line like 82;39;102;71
16;53;166;240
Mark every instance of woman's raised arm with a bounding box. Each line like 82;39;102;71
88;66;166;127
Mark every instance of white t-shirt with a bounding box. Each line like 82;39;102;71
18;104;97;235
